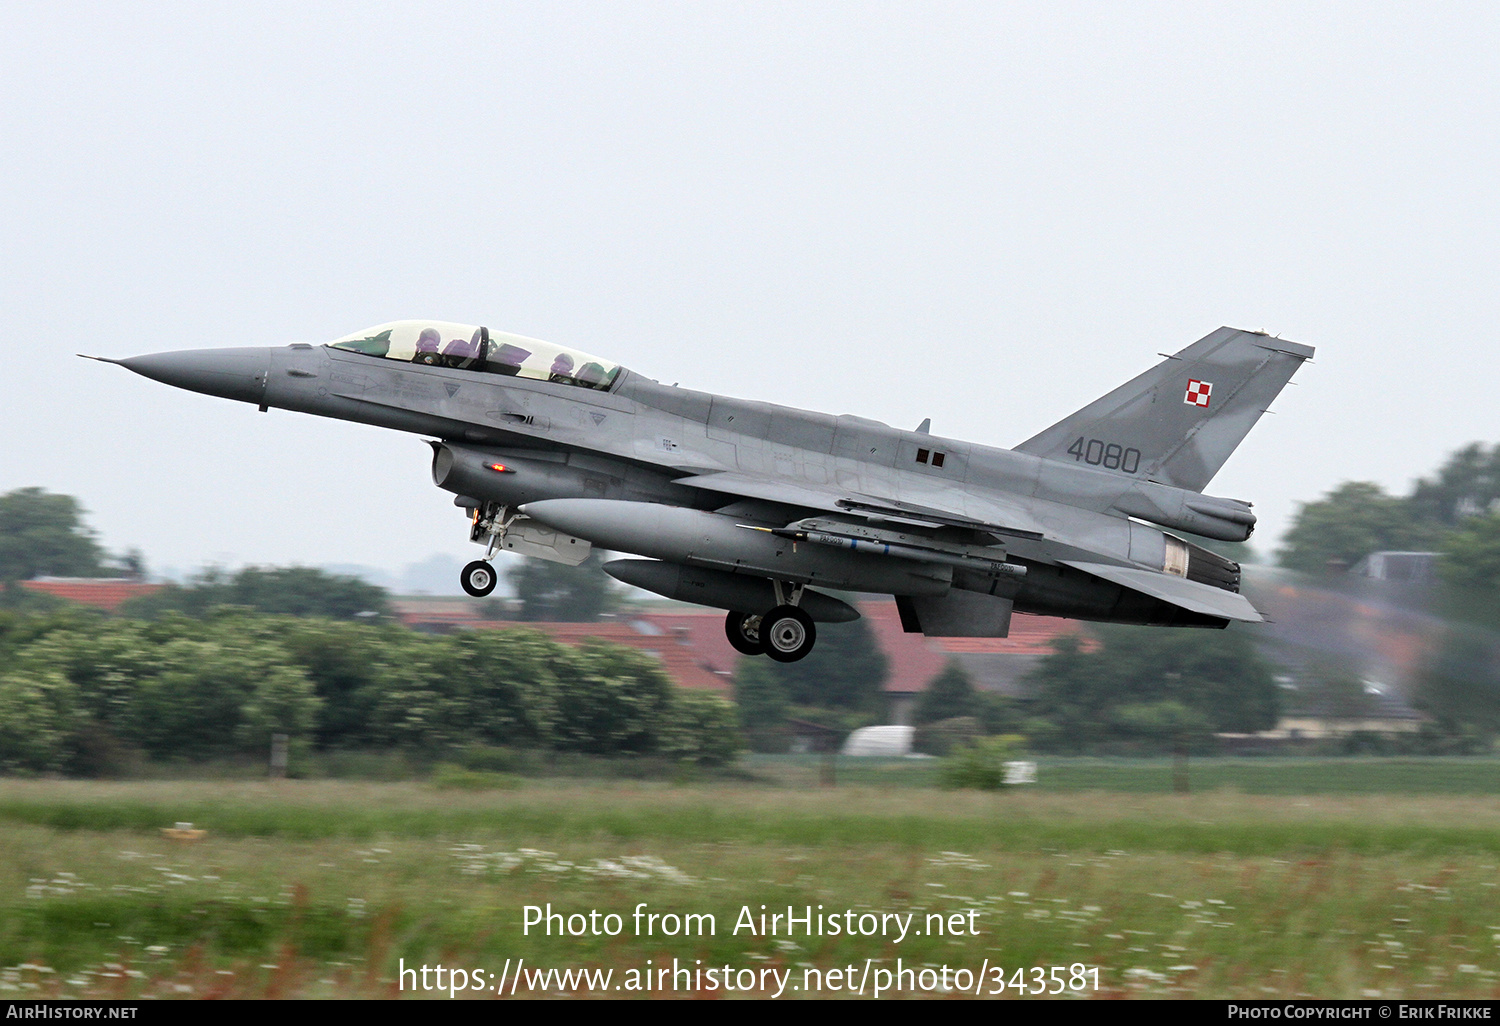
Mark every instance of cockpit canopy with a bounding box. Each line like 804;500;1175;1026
327;321;623;391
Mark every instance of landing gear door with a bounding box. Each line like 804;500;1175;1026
501;519;593;566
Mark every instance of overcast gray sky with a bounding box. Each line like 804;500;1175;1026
3;2;1497;586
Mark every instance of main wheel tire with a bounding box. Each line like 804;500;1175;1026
725;611;764;655
461;559;498;597
762;605;816;663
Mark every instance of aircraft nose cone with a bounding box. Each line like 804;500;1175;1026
119;347;272;405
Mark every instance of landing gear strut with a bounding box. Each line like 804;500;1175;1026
459;502;513;597
727;580;817;662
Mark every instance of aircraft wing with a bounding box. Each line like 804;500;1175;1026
671;472;849;513
833;497;1045;540
672;471;1046;540
1061;560;1263;623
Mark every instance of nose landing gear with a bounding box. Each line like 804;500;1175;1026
461;560;498;597
459;501;515;597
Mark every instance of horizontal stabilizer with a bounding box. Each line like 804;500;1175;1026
1061;560;1263;623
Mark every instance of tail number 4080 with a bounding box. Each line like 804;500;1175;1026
1066;437;1141;474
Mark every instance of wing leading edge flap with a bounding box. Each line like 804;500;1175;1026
1061;560;1263;623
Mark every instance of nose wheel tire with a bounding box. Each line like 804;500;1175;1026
762;605;816;663
725;611;765;655
461;560;498;597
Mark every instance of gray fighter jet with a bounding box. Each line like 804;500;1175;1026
89;322;1312;662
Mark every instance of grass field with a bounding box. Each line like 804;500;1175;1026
752;755;1500;794
3;767;1500;999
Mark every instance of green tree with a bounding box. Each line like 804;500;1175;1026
0;669;79;772
508;554;616;622
274;617;404;748
1277;482;1436;574
1024;625;1277;753
1110;700;1213;747
1413;625;1500;743
549;642;676;755
1437;513;1500;627
659;690;743;766
0;488;112;582
119;566;391;620
731;658;798;752
761;617;889;712
729;618;888;751
1410;443;1500;527
913;661;978;724
15;614;321;761
939;735;1025;790
1440;513;1500;592
426;629;561;750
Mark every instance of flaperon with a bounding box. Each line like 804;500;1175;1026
89;322;1312;663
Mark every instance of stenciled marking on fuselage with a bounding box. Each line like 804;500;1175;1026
1065;437;1141;473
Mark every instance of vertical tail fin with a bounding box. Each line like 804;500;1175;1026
1014;327;1314;492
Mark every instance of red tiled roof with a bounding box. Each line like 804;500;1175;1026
857;602;950;694
630;612;743;675
451;619;733;695
398;602;1089;698
933;614;1097;656
857;603;1092;691
20;578;164;612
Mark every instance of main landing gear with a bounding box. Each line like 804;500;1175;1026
724;582;817;663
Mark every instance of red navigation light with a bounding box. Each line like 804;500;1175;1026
486;463;514;473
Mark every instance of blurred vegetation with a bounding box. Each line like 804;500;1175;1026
507;552;617;622
1276;442;1500;583
0;488;125;582
939;734;1026;790
1412;625;1500;748
1270;444;1500;750
1277;481;1438;573
118;566;392;621
733;617;888;752
1020;624;1276;755
8;781;1500;998
0;609;741;775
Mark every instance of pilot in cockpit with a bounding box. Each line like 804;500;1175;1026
413;327;443;366
548;353;576;383
441;329;484;369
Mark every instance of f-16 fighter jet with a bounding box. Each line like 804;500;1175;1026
90;323;1311;662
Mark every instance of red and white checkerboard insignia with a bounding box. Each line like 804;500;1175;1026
1184;379;1212;408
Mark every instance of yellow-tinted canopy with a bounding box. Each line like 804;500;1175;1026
328;321;621;390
